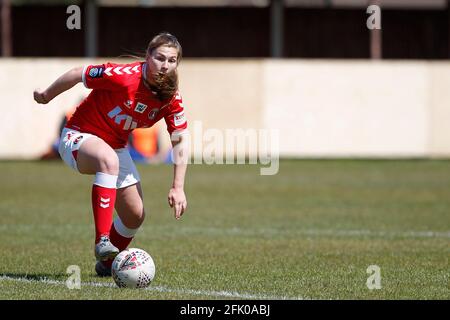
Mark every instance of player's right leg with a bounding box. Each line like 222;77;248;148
58;128;119;262
95;148;144;276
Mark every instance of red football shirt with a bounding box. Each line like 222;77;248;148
66;61;188;149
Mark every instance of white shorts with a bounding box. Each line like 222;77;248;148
58;127;141;189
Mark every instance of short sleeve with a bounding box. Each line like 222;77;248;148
82;62;128;90
164;93;188;137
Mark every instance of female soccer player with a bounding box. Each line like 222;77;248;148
33;32;189;276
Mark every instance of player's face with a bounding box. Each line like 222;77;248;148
147;45;178;78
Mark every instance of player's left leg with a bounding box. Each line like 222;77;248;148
96;183;145;276
111;182;146;252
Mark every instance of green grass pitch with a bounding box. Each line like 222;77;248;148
0;159;448;299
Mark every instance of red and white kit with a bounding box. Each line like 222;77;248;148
59;61;188;188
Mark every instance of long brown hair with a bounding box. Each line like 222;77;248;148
149;70;178;101
146;32;182;101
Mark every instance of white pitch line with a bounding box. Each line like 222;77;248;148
0;224;448;239
144;226;450;239
0;275;306;300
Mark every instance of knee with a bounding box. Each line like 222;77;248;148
123;207;146;230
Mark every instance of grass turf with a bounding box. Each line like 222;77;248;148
0;159;448;299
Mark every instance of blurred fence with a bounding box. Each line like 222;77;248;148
3;5;449;59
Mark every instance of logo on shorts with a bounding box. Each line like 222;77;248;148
73;135;83;145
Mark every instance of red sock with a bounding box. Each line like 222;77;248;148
104;218;138;268
110;222;134;251
91;172;118;244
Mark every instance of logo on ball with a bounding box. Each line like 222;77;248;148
111;248;155;288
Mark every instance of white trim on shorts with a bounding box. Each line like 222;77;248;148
58;127;141;189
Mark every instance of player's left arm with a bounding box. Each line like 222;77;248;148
165;94;189;220
168;133;188;220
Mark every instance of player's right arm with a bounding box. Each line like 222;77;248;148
33;66;83;104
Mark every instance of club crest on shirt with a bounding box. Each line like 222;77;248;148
134;102;147;113
148;108;159;120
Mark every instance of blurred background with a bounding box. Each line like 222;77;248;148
1;0;450;160
1;1;450;300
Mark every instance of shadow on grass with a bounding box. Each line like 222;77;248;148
0;273;68;282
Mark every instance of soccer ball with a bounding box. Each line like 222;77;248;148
111;248;155;288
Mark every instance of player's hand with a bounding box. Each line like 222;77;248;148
33;89;49;104
168;187;187;220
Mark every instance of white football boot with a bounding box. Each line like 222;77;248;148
95;235;119;261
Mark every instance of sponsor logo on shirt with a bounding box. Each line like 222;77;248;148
134;102;147;114
107;106;138;130
174;111;186;127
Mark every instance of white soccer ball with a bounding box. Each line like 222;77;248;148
111;248;156;288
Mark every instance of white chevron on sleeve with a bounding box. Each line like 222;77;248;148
132;65;140;73
104;67;113;76
104;66;138;77
122;66;132;74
